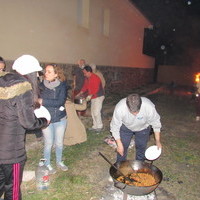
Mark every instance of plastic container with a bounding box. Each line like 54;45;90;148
35;159;50;190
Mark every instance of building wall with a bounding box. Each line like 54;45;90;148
157;49;200;86
157;65;195;86
5;60;154;93
0;0;154;69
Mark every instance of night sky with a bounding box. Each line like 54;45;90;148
130;0;200;65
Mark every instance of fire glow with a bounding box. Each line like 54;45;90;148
195;73;200;83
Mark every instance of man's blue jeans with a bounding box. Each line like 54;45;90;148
117;124;151;162
42;118;67;166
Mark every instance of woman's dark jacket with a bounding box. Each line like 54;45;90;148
0;72;48;164
39;81;68;123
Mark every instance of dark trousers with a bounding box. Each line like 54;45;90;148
0;160;25;200
116;124;151;162
195;95;200;116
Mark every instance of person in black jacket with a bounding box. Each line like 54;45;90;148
0;55;48;200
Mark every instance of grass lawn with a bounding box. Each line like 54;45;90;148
22;89;200;200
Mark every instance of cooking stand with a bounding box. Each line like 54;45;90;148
122;190;158;200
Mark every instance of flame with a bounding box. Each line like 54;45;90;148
195;73;200;83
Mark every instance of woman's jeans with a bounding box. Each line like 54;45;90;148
42;118;67;166
117;124;151;162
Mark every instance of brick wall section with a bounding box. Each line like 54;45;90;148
96;66;154;93
5;60;154;93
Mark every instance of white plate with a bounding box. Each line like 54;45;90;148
145;145;162;160
34;106;51;121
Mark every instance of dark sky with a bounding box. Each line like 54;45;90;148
130;0;200;65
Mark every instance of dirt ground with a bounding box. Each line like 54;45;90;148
81;86;200;200
24;84;200;200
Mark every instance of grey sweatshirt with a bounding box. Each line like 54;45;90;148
110;97;161;140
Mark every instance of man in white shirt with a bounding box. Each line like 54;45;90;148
110;93;162;162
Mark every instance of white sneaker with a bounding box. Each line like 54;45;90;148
108;176;113;182
57;162;68;171
46;165;57;174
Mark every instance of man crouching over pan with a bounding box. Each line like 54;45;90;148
110;93;162;163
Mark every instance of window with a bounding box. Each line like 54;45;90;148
77;0;90;29
103;8;110;36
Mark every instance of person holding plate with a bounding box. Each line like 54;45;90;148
110;93;162;162
0;55;48;200
38;64;69;174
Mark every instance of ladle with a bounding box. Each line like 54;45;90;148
99;152;139;183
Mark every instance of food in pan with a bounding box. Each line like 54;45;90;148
116;172;157;187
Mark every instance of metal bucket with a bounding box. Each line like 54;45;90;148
74;97;84;104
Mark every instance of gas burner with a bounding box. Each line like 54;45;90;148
101;184;156;200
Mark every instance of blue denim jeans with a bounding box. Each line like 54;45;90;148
42;118;67;166
117;124;151;162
